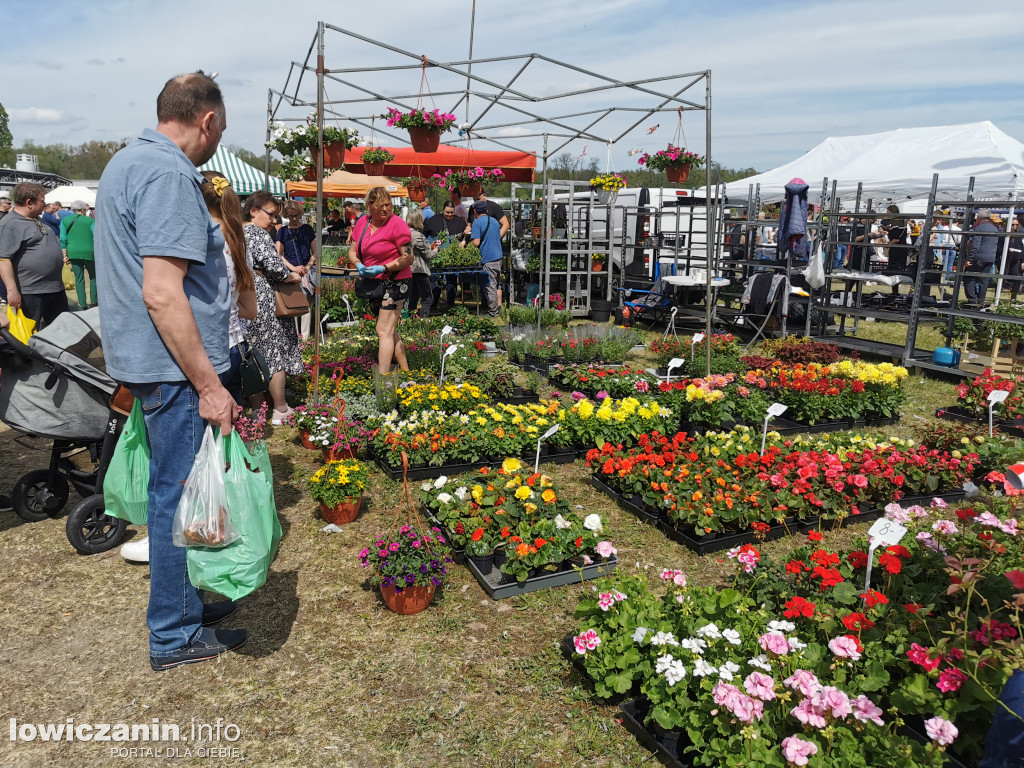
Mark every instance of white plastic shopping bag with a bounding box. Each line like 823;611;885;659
172;426;239;548
803;244;826;290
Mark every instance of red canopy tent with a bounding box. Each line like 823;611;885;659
315;143;536;183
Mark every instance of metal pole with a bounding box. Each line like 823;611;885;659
903;173;940;364
541;133;549;309
704;71;712;377
312;21;326;403
993;200;1015;306
264;89;273;192
465;1;476;120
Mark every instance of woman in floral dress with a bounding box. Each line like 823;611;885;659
242;191;303;425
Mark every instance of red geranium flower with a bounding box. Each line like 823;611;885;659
786;560;806;574
861;589;888;608
842;612;875;632
807;530;823;543
471;528;485;542
784;596;816;619
847;551;869;569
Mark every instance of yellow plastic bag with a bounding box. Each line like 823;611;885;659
6;306;36;344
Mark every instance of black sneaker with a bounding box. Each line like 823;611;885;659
202;601;237;627
150;627;247;672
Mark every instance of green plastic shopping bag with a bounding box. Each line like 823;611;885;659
103;399;150;525
186;434;282;601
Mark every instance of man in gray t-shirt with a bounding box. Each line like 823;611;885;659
0;182;68;327
964;208;1002;305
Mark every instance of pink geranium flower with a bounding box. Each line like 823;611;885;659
743;672;776;701
572;629;601;655
828;634;862;661
595;541;617;558
924;716;958;746
781;736;819;766
783;669;822;697
852;694;884;726
759;631;791;655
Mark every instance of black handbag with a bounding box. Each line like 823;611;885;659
238;341;271;398
353;215;386;300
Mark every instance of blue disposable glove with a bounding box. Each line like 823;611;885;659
356;263;384;278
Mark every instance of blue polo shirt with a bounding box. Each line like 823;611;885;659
94;128;229;383
471;214;502;264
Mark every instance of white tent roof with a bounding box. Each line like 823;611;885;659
45;186;96;207
725;121;1024;205
198;146;284;196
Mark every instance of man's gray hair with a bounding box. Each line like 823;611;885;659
156;72;224;125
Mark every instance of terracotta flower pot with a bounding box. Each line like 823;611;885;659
408;126;441;153
322;446;355;462
314;142;347;169
299;430;317;450
303;167;316;181
460;181;482;198
319;497;361;525
408;187;427;203
380;583;436;614
592;261;605;272
665;163;692;183
363;161;385;177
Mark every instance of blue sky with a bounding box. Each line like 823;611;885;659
1;0;1020;173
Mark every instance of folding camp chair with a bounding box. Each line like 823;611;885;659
619;279;676;330
739;272;789;348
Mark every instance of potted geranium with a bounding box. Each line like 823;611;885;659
358;524;453;614
384;107;458;153
307;458;370;525
638;144;704;183
403;176;433;203
589;173;627;204
360;146;395;176
432;167;505;198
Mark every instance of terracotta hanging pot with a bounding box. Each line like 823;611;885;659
319;497;362;526
408;187;428;203
408;126;441;153
322;446;355;463
303;167;316;182
460;181;482;198
320;143;348;169
380;583;436;614
299;429;317;450
665;163;692;183
363;161;385;177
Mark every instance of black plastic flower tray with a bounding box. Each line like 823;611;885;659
770;416;866;435
590;476;661;526
493;391;541;406
936;405;1024;434
618;699;691;768
371;447;577;481
802;489;968;532
524;353;564;374
466;554;617;600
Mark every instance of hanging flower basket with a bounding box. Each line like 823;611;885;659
380;583;436;614
299;429;317;450
303;167;316;182
665;163;693;183
363;161;385;177
320;143;348;169
322;445;356;463
319;497;362;525
595;188;618;205
460;181;482;198
408;187;428;203
408;126;441;153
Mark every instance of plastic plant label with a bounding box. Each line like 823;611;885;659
692;333;706;343
443;344;459;358
441;325;453;337
988;389;1009;404
767;402;788;418
668;357;685;370
868;517;907;546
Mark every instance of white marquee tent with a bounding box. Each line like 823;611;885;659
724;121;1024;205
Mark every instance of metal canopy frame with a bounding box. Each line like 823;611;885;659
270;21;715;379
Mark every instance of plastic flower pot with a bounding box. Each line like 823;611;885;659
592;260;605;272
319;496;361;525
322;446;356;462
303;167;316;181
595;188;618;205
363;161;385;176
380;583;436;615
468;551;494;575
460;181;482;198
408;126;441;153
299;430;317;450
408;187;427;203
665;163;692;183
312;143;348;169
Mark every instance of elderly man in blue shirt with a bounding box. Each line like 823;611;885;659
94;71;244;672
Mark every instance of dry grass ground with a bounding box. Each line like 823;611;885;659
0;341;959;768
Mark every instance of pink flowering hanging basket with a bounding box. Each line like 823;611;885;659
665;163;693;184
408;126;441;153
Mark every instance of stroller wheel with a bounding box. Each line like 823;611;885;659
66;495;127;555
12;469;70;522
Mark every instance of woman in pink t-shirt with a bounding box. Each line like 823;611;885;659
348;187;414;372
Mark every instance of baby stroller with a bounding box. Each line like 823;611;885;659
0;308;134;554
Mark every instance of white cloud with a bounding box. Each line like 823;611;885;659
9;108;68;124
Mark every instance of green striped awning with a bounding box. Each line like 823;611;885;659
198;146;285;196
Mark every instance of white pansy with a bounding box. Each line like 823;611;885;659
695;623;722;639
748;655;772;671
722;629;742;646
693;659;716;677
632;627;650;644
583;514;603;532
554;515;573;530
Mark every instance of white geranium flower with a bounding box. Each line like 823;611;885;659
693;659;716;677
696;623;722;639
650;631;679;648
788;636;807;651
768;620;796;633
554;514;573;530
583;514;603;532
433;476;448;489
718;661;740;681
664;659;686;687
679;637;707;654
748;655;772;671
655;654;675;674
722;629;742;646
632;627;650;644
454;487;468;501
420;482;432;492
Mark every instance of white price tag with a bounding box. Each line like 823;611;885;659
441;325;453;336
668;357;685;370
541;424;560;440
443;344;459;358
868;517;907;546
989;389;1009;404
766;402;788;418
691;333;706;343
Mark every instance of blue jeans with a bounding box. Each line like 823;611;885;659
130;381;206;657
965;261;995;303
833;244;847;269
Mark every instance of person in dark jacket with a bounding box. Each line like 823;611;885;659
964;208;1001;306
